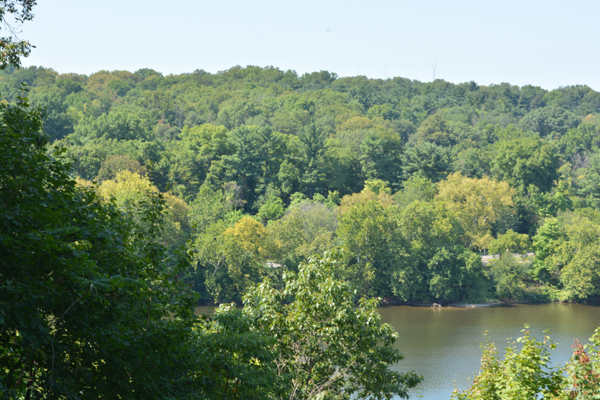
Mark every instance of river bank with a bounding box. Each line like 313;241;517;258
380;298;502;308
198;298;513;308
198;295;596;308
379;297;597;308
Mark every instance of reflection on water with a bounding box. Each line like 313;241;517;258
195;303;600;400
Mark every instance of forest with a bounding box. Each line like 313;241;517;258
4;64;600;399
3;1;600;397
2;64;599;305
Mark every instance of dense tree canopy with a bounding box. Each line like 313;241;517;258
1;92;422;400
0;97;199;399
2;63;599;304
7;3;600;399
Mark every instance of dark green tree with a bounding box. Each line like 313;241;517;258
0;97;198;399
72;110;148;142
0;0;36;68
360;129;403;188
401;142;452;183
296;123;327;198
31;91;74;141
254;125;286;193
578;150;600;207
520;105;580;138
491;137;559;193
222;125;262;210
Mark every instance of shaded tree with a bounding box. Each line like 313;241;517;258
401;142;452;183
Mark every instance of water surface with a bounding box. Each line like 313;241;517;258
195;303;600;399
380;303;600;399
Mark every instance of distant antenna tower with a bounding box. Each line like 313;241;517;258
384;62;386;82
431;60;437;80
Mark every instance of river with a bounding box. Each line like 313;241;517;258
196;303;600;399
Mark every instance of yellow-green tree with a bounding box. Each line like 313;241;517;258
98;170;191;250
98;169;157;201
224;216;269;258
435;173;515;250
338;180;394;214
193;219;259;302
489;229;531;255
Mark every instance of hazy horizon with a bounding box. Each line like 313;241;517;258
16;0;600;91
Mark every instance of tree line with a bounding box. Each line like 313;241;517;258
2;64;598;304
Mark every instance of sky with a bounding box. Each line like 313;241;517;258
16;0;600;90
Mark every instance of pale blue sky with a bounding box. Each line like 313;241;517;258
18;0;600;90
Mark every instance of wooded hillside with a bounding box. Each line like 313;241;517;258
3;65;600;304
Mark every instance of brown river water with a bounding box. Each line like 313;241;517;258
196;303;600;399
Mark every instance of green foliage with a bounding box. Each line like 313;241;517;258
337;197;395;297
257;192;286;224
532;218;565;282
242;252;422;400
520;105;580;138
295;123;327;198
164;123;233;197
401;142;452;183
454;326;600;399
552;218;600;301
453;147;491;179
491;137;559;193
222;125;263;209
489;252;529;300
578;150;600;208
31;91;74;140
414;113;454;146
558;115;600;158
72;109;148;142
359;128;403;187
2;60;600;304
268;198;338;271
533;218;564;260
394;175;437;208
192;216;263;303
489;229;531;255
0;97;199;399
391;200;487;303
0;1;36;69
452;326;563;399
194;305;279;399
